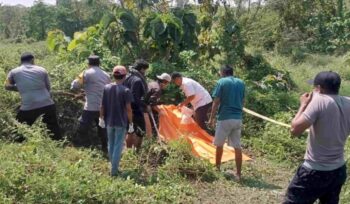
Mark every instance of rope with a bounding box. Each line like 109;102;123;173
244;107;310;133
243;107;291;128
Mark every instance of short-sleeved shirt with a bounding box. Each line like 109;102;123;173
101;83;133;128
7;64;54;111
180;77;212;110
123;74;147;117
212;76;245;121
71;66;111;111
302;93;350;171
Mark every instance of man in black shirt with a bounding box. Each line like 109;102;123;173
123;59;150;150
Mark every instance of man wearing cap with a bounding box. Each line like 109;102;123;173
71;55;111;152
147;73;171;113
100;66;133;176
4;52;61;140
123;59;150;150
145;73;171;136
284;71;350;204
171;72;212;133
208;65;245;181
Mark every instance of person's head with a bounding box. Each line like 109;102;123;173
133;59;149;76
88;55;100;67
310;71;341;95
171;72;183;87
220;65;234;77
156;73;171;89
21;52;34;64
113;65;127;82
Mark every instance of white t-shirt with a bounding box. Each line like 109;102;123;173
180;77;212;110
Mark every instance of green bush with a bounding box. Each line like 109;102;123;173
0;131;197;203
159;139;217;182
243;112;306;165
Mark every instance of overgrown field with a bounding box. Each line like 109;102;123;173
0;41;349;203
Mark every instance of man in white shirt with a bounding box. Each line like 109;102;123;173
171;72;212;133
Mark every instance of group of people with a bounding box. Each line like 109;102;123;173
5;52;350;204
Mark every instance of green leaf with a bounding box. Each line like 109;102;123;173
119;10;138;32
183;13;196;28
150;17;166;39
67;39;78;51
100;12;115;29
167;24;182;43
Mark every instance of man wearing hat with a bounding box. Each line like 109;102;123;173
4;52;61;140
71;55;111;152
284;71;350;204
145;73;171;136
147;73;171;113
100;66;133;176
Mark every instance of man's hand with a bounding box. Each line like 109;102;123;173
177;102;185;108
208;117;216;129
300;92;313;108
128;123;134;134
98;118;105;128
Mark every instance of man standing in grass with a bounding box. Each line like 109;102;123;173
4;52;61;140
71;55;111;152
145;73;171;137
208;65;245;181
171;72;212;133
100;66;133;176
124;59;150;150
284;71;350;204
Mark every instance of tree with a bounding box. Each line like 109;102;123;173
0;5;28;39
26;1;56;40
56;0;114;37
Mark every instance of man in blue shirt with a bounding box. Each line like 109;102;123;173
100;65;133;176
209;65;245;181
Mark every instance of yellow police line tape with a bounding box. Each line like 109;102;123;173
244;108;310;133
243;108;291;128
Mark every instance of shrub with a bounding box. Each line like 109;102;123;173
243;112;306;165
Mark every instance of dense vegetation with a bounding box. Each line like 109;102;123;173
0;0;350;203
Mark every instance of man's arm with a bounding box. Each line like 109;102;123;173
100;105;105;118
44;71;51;92
100;88;107;119
132;80;147;111
179;95;195;107
4;80;18;91
290;92;313;136
4;72;18;92
179;82;196;108
127;103;133;124
208;97;220;127
71;71;85;91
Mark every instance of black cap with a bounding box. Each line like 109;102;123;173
21;52;34;63
308;71;341;94
88;55;100;66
